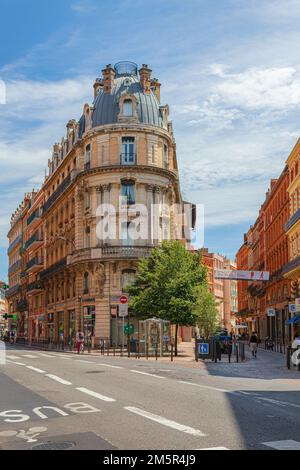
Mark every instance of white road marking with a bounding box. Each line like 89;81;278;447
39;353;56;358
262;440;300;450
45;374;72;385
13;362;26;366
77;360;95;364
97;363;123;369
255;397;300;409
124;406;206;437
179;381;228;393
196;447;229;450
76;387;116;402
22;355;39;359
56;355;71;360
6;355;20;360
26;366;46;374
130;370;166;379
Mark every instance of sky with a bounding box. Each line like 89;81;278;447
1;0;300;280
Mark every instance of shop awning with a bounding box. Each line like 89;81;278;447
287;314;300;325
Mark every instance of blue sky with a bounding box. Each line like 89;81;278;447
1;0;300;280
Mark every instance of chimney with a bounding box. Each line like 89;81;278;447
139;64;152;94
102;64;116;94
151;78;161;102
93;77;103;98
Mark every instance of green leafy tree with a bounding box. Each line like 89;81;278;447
129;241;207;355
194;285;219;339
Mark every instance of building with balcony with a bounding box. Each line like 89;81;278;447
7;61;194;347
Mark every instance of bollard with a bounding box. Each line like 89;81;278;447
155;342;158;361
171;342;174;362
138;341;140;359
146;343;149;360
236;344;239;363
195;337;198;362
113;346;116;357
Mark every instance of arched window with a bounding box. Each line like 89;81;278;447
83;272;89;294
123;99;133;116
121;269;136;291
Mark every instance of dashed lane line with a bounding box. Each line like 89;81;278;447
45;374;72;385
6;355;20;360
196;447;229;450
130;370;166;379
26;365;47;374
124;406;206;437
77;360;95;364
39;353;57;358
76;387;116;402
22;355;39;359
178;381;229;393
97;363;124;369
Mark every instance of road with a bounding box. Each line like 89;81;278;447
0;342;300;450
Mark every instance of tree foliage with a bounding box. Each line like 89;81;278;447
194;285;219;339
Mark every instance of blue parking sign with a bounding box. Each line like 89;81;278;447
198;343;209;355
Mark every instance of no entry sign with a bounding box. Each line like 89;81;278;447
120;295;128;304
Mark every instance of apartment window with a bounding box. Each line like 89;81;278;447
85;144;91;169
163;144;169;169
121;180;135;205
83;272;89;294
121;137;135;165
85;226;91;248
121;269;136;291
123;99;133;116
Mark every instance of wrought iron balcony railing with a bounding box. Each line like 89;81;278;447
43;174;72;214
7;234;23;255
5;283;21;299
27;257;44;270
8;259;21;276
24;233;43;250
40;257;67;279
27;210;41;227
285;208;300;232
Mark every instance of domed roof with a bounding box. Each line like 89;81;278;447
92;75;163;129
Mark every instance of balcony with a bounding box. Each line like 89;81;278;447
67;246;153;265
24;233;43;251
40;257;67;279
8;259;21;276
27;280;43;293
285;208;300;232
27;210;41;229
43;174;72;214
26;257;44;273
282;255;300;275
5;284;21;299
7;234;23;255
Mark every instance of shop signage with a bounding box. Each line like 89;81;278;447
124;324;134;335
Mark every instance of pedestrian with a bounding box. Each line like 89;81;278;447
249;331;258;358
76;330;84;354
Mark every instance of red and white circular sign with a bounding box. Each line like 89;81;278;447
120;295;128;304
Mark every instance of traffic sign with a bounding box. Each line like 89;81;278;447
267;308;276;317
120;295;128;304
198;343;209;355
295;298;300;312
119;304;128;317
3;314;15;320
124;324;134;335
289;303;296;313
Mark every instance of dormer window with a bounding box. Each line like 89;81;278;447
123;99;133;116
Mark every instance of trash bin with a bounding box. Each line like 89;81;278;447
129;339;138;353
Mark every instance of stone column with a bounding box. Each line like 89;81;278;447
146;184;154;244
94;262;110;347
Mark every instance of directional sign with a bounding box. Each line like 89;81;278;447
120;295;128;304
3;314;15;320
124;324;134;335
119;304;128;317
289;303;296;313
198;343;209;355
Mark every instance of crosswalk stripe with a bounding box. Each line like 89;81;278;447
130;370;166;379
22;354;39;359
262;440;300;450
45;374;72;385
26;365;46;374
124;406;206;437
6;355;19;360
39;353;57;358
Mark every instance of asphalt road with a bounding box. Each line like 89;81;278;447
0;343;300;450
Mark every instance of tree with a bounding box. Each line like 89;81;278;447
129;241;207;355
194;285;219;339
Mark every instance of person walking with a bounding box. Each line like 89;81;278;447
249;331;258;358
76;330;84;354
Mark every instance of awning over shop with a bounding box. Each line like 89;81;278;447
287;314;300;325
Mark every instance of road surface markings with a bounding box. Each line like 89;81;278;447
39;353;57;358
130;370;166;379
97;363;123;369
22;355;39;359
178;381;228;393
124;406;206;437
254;397;300;409
56;355;72;360
45;374;72;385
6;355;19;360
77;360;95;364
13;362;26;366
26;366;46;374
262;440;300;450
76;387;116;402
196;447;229;450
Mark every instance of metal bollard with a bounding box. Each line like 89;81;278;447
287;347;291;369
171;342;174;362
236;344;239;363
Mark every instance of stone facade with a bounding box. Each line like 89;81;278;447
6;61;194;347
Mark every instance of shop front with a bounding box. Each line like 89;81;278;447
67;310;76;348
83;306;95;349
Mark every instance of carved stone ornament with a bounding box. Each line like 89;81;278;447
95;263;106;298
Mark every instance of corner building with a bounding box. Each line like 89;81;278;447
30;61;192;347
